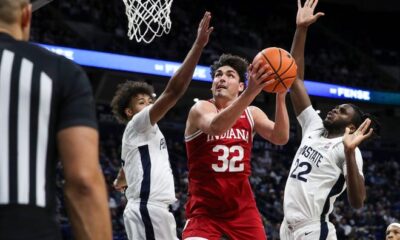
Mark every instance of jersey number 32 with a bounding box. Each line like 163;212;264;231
212;145;244;172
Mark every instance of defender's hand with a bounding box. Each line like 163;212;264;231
195;11;214;48
113;179;127;192
297;0;325;28
343;118;374;151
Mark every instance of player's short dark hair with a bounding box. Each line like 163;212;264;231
210;54;248;84
348;103;381;139
0;0;29;24
110;81;154;124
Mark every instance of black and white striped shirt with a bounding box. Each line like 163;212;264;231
0;32;97;239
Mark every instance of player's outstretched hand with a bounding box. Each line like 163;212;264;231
343;118;374;150
297;0;325;28
195;11;214;48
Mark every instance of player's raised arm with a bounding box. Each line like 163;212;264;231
342;118;373;208
251;91;289;145
289;0;324;116
149;11;213;125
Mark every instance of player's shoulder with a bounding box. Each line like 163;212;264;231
298;105;321;120
195;99;215;107
331;140;361;156
334;143;362;155
248;105;259;112
247;105;268;124
130;105;150;123
121;121;139;146
248;105;262;115
126;106;154;133
191;100;217;113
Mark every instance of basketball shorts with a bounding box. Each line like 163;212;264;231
123;200;178;240
280;218;337;240
182;206;266;240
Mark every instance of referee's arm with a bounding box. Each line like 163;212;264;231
58;127;111;239
57;61;112;240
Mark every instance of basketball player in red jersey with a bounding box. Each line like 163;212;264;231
183;54;290;240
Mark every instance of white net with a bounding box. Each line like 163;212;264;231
122;0;173;44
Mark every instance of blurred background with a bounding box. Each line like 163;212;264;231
31;0;399;239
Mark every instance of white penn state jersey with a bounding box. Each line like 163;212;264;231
283;106;363;224
121;105;176;204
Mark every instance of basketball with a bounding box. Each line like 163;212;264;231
252;47;297;93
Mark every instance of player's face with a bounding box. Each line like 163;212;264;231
386;225;400;240
211;66;244;100
126;93;153;118
323;104;356;132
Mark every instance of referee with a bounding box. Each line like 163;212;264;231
0;0;112;239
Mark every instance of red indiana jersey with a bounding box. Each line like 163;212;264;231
185;106;258;219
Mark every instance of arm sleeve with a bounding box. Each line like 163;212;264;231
57;59;97;131
129;105;153;133
296;105;324;136
343;148;364;177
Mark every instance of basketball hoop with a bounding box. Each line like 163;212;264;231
122;0;173;44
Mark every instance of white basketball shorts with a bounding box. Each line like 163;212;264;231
123;200;178;240
280;218;337;240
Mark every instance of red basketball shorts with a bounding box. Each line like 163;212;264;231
182;206;267;240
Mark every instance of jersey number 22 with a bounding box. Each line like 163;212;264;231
290;159;312;182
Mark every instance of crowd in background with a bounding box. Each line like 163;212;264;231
30;0;398;91
29;0;400;239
